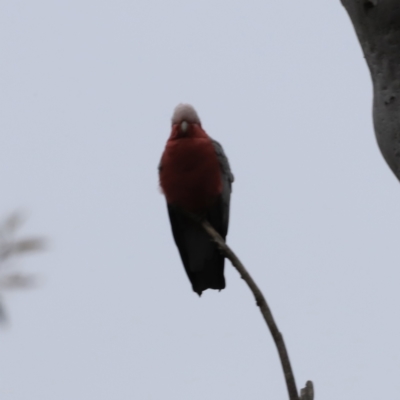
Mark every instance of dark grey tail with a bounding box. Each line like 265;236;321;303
167;205;226;295
190;252;225;296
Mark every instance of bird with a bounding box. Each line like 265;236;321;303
159;104;234;296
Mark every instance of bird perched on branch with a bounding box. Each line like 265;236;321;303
159;104;234;296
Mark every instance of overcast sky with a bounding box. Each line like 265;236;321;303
1;1;400;399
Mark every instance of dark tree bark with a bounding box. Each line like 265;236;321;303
341;0;400;180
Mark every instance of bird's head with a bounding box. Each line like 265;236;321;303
170;104;203;139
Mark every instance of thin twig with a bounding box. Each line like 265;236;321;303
201;219;300;400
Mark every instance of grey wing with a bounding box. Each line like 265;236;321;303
211;139;234;237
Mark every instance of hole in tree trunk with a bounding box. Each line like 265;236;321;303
364;0;376;13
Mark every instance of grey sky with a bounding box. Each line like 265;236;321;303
1;1;399;399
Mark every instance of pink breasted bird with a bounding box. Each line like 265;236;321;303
159;104;234;295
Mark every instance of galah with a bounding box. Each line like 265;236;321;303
159;104;234;296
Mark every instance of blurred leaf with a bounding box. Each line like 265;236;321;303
3;212;25;234
0;246;12;264
0;212;45;326
13;238;46;254
0;299;7;325
0;274;36;290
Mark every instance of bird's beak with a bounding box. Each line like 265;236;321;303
180;121;188;134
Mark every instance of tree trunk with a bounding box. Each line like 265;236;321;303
341;0;400;180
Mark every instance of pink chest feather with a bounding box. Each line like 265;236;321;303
160;137;222;212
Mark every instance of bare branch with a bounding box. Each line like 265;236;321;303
200;219;311;400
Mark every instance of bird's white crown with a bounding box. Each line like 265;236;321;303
171;104;201;125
